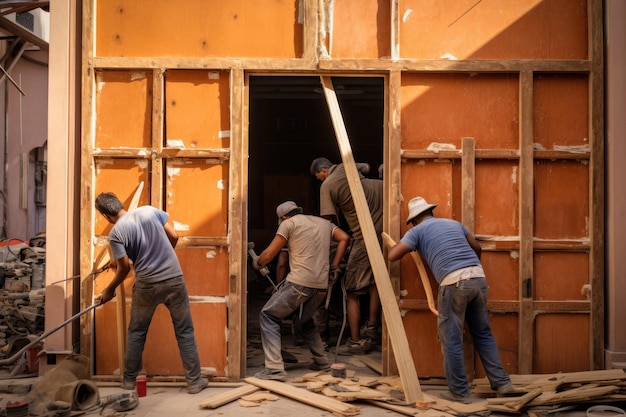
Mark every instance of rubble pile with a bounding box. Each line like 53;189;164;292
0;237;46;364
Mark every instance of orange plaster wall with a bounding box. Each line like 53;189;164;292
399;0;588;60
95;0;302;58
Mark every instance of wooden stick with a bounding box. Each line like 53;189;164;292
321;76;423;403
381;232;438;316
198;384;260;409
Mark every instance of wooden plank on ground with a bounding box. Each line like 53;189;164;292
244;377;360;416
321;75;423;403
198;383;260;409
486;388;542;413
354;355;383;375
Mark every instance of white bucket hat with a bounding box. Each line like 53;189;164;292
276;201;302;225
406;197;437;225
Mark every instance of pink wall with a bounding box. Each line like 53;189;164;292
0;48;48;241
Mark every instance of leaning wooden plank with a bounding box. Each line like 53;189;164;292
198;384;260;409
244;377;360;416
381;232;437;315
321;76;422;403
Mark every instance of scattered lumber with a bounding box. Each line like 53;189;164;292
244;377;360;416
198;383;260;409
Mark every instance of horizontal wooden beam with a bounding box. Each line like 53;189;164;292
93;148;230;160
401;149;589;160
398;299;591;313
90;57;592;74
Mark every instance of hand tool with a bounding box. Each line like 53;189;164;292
247;242;278;291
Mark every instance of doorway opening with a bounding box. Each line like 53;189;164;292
245;75;385;371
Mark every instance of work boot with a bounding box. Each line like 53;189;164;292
255;368;287;381
496;382;516;396
121;379;135;390
308;357;331;371
360;320;380;343
187;377;209;394
336;338;371;356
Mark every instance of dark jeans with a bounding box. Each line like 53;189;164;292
259;281;327;370
125;275;202;385
437;277;511;396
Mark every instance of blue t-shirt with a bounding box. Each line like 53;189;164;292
400;217;480;283
109;206;183;283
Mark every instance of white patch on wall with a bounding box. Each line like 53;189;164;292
130;72;145;81
402;8;413;22
440;53;458;60
167;167;181;178
217;180;224;190
173;221;190;231
511;166;518;184
427;142;457;153
218;131;230;138
510;250;519;260
400;289;408;297
205;250;217;259
136;160;148;169
207;72;220;80
167;139;185;148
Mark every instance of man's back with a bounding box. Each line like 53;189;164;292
320;164;383;239
109;206;182;283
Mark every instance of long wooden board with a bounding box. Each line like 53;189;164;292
198;384;260;409
244;377;360;416
320;76;423;403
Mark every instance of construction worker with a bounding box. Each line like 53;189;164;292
310;157;383;355
94;192;208;394
387;196;514;403
252;201;350;380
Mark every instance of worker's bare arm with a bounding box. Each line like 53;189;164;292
387;241;413;262
257;235;288;267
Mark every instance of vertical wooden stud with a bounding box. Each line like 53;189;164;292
519;69;534;375
461;137;475;233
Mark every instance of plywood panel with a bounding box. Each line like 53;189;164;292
475;161;519;236
95;71;152;148
165;70;230;149
403;311;442;377
177;247;229;296
331;0;391;58
535;314;590;373
535;252;589;301
94;302;227;376
399;160;456;222
165;160;229;237
534;74;589;149
94;160;150;231
399;0;588;60
534;161;589;239
401;73;519;149
481;252;519;301
95;0;302;58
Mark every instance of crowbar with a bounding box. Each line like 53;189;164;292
0;302;100;366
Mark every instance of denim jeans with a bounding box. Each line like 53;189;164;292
125;275;202;385
437;277;511;396
259;281;327;370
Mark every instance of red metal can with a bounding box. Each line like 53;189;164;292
136;375;147;397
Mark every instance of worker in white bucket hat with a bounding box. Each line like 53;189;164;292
388;196;515;403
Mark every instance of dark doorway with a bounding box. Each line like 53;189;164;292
245;75;384;368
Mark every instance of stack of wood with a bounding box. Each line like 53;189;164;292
472;369;626;414
196;368;626;416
